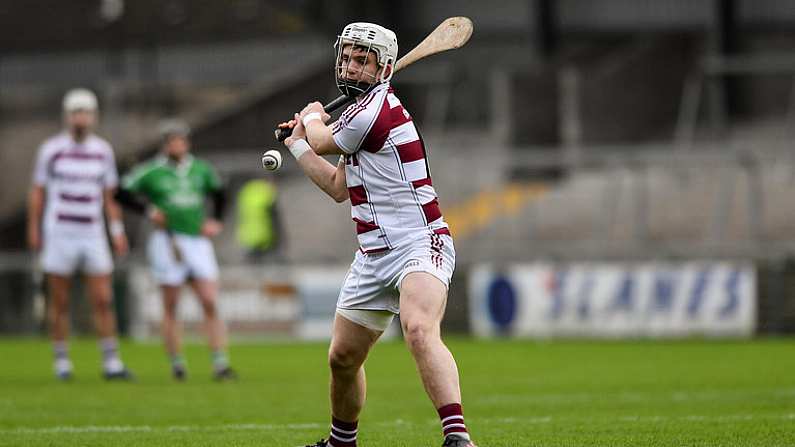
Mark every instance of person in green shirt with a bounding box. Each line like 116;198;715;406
118;119;236;381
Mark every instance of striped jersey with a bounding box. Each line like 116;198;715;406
332;82;450;253
32;132;118;237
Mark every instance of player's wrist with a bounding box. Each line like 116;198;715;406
302;112;322;127
288;138;312;160
109;220;125;237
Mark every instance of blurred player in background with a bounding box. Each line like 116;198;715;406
117;119;237;381
279;23;476;447
236;178;284;262
27;88;133;381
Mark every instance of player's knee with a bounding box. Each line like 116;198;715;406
93;294;113;313
200;298;217;318
402;319;438;352
51;295;69;312
163;304;178;319
328;345;361;373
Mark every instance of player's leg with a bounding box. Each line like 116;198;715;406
182;234;233;379
42;235;79;380
160;284;186;380
323;312;383;447
85;273;116;338
305;252;391;447
47;274;73;379
400;272;460;405
84;238;132;380
188;278;234;379
329;313;381;420
400;272;475;446
148;230;190;378
85;273;131;379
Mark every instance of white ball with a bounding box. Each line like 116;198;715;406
261;149;283;171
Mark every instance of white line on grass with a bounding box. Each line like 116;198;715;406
3;414;793;435
476;387;795;405
6;423;324;435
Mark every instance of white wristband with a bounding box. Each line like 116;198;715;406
288;138;312;160
109;220;125;237
302;112;322;127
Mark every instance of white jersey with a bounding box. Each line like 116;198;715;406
32;132;118;237
332;82;450;253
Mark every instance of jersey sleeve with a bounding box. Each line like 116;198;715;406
103;145;119;189
31;143;49;186
203;161;222;192
331;94;383;154
121;164;151;195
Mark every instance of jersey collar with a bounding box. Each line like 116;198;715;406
356;81;389;103
62;131;93;149
157;154;194;176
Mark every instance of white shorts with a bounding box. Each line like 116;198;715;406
337;230;455;318
147;230;219;286
41;233;113;276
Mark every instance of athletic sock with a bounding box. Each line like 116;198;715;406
170;354;186;369
328;417;358;447
99;337;123;373
211;350;229;372
437;403;470;441
53;340;69;361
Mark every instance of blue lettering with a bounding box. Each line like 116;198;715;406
577;273;594;320
687;267;711;318
610;271;635;313
651;270;676;314
718;268;742;319
548;269;567;320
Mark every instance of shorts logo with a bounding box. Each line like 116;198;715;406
430;234;444;269
405;260;421;270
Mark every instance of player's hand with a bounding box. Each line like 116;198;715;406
111;234;129;258
148;207;167;228
277;118;297;130
300;102;331;123
284;113;307;148
27;227;41;252
201;219;223;238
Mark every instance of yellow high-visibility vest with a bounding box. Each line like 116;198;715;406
237;179;276;250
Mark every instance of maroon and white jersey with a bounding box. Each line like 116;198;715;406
32;132;118;237
332;82;450;253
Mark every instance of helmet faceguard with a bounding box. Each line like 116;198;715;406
334;23;398;98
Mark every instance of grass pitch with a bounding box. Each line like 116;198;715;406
0;337;793;446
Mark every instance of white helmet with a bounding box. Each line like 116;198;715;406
158;118;191;141
334;22;398;97
63;88;98;112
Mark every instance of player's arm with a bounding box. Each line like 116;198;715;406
115;188;147;214
103;150;128;256
300;102;342;156
281;113;349;203
202;165;226;238
27;185;44;252
209;188;227;221
103;188;128;257
28;145;49;252
117;166;168;229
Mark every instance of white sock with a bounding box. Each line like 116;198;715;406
100;337;124;372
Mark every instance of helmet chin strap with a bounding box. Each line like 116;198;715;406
336;66;386;98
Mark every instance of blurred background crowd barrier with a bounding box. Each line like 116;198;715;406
3;0;795;338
